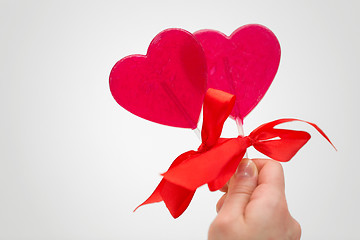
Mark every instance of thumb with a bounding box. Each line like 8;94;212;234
219;158;258;218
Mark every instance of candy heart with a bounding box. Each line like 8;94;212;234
109;29;207;129
194;24;281;122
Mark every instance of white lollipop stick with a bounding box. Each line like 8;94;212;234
236;117;249;159
193;127;201;140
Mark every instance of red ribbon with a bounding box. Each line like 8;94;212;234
135;88;336;218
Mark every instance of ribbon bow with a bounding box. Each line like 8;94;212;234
135;88;335;218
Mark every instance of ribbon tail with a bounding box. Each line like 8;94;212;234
134;180;165;212
251;118;336;162
160;180;195;218
134;178;195;219
251;118;336;150
297;119;337;150
135;150;197;218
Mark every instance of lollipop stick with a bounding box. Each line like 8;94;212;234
159;82;202;141
193;127;201;140
235;117;249;159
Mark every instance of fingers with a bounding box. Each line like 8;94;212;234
211;158;298;240
216;193;227;213
219;159;284;194
217;158;258;219
252;159;285;192
216;158;286;215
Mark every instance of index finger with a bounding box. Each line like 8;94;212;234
251;158;285;192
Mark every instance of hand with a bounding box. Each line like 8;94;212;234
208;159;301;240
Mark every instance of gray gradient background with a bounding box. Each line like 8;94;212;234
1;0;359;239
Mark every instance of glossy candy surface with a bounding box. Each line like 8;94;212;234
110;29;207;129
194;24;281;121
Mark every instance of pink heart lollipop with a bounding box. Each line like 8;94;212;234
109;29;207;129
194;24;281;122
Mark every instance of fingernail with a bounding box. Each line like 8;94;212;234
236;159;258;178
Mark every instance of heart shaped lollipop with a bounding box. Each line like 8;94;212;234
109;29;207;129
194;24;281;122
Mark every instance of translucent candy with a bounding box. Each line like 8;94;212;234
109;29;207;129
194;24;281;122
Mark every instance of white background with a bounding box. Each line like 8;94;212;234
1;0;359;239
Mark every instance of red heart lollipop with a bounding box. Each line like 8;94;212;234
109;29;207;129
194;24;281;122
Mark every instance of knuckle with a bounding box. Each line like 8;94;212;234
209;216;238;238
216;194;227;213
272;160;284;174
285;218;301;240
292;219;302;240
232;184;255;196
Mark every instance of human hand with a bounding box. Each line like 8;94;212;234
208;158;301;240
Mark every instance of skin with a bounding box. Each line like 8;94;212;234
208;159;301;240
